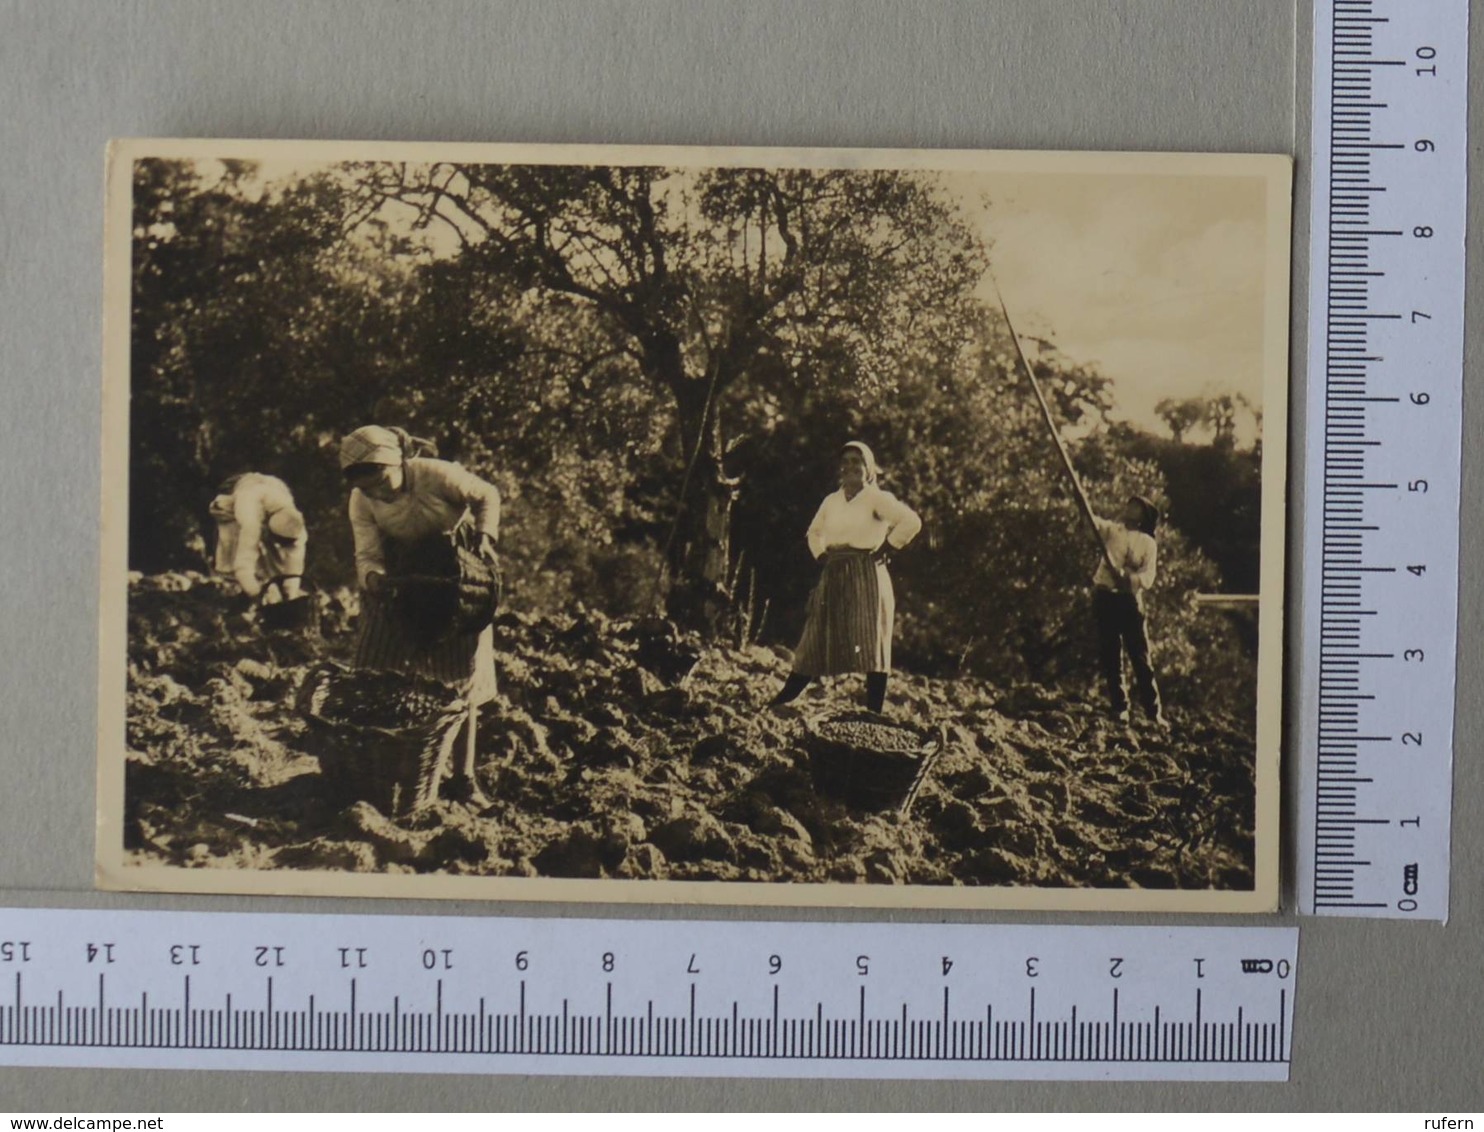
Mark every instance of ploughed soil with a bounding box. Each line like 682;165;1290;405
121;572;1257;890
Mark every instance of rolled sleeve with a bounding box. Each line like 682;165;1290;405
805;498;830;559
349;490;386;587
231;496;264;597
425;460;502;540
877;491;922;550
1129;540;1158;594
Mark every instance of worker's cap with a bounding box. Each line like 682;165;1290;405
1127;494;1161;530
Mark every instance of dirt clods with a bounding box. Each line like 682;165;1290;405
122;572;1257;890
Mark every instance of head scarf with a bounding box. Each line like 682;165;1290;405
841;440;879;485
339;425;405;471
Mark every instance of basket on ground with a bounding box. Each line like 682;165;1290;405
257;593;319;634
801;712;945;812
297;663;454;815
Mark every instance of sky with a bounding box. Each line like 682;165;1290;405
942;170;1272;433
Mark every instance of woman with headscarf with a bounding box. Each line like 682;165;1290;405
339;424;503;806
771;441;922;714
208;473;307;604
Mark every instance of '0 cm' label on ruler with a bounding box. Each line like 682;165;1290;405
0;909;1299;1082
1299;0;1468;920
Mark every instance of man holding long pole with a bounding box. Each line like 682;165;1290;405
992;277;1169;731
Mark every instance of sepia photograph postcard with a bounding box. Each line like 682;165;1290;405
97;138;1291;911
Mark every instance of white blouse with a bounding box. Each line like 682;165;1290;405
350;458;501;585
805;483;922;559
211;473;305;594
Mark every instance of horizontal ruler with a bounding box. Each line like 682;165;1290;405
1298;0;1468;918
0;908;1298;1081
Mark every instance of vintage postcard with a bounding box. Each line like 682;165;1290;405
97;139;1291;911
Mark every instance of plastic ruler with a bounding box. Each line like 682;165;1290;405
0;909;1298;1081
1298;0;1468;919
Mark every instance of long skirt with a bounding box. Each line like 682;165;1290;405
791;548;895;677
214;513;306;591
354;599;497;705
353;532;497;706
260;531;307;596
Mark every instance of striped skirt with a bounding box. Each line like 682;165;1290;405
791;548;895;677
353;598;496;705
353;531;497;706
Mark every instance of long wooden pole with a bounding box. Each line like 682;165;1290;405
990;274;1122;576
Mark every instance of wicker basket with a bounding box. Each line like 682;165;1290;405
298;664;453;815
302;715;445;816
257;594;319;634
387;533;501;648
802;712;946;813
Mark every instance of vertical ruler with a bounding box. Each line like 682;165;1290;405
0;908;1297;1081
1299;0;1468;918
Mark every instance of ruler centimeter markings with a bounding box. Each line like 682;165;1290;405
0;909;1297;1081
1299;0;1468;919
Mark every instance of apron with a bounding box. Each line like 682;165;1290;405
352;527;497;705
790;547;895;676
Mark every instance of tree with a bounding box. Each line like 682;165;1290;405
129;158;436;576
337;162;988;629
1155;396;1207;443
1156;392;1260;449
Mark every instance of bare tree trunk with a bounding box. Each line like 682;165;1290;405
664;371;740;634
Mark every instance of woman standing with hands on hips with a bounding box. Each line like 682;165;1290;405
340;425;502;806
771;441;922;714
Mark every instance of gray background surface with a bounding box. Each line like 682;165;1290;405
0;0;1478;1111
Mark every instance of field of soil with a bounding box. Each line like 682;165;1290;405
122;573;1257;890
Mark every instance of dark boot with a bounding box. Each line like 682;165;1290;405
865;672;888;714
770;673;812;707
